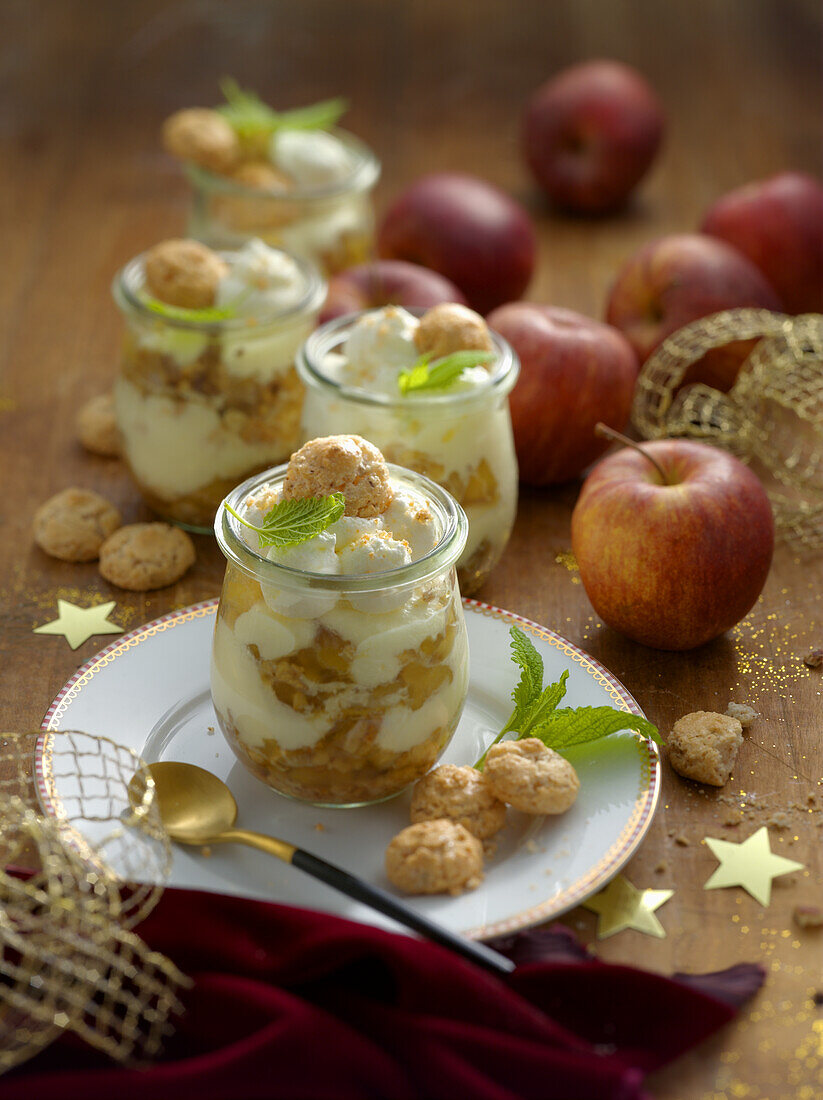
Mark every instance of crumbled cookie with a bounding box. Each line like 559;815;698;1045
98;523;195;590
232;161;293;192
219;162;299;230
410;764;506;840
766;811;791;829
76;393;120;457
385;820;483;896
161;108;241;173
803;648;823;669
484;738;580;815
667;711;744;787
794;906;823;929
725;702;759;729
414;303;494;361
143;239;228;310
282;435;392;517
33;488;121;562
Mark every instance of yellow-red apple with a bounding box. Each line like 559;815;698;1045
605;233;783;391
571;439;774;650
487;302;638;485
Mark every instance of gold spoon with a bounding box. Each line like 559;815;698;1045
146;760;514;976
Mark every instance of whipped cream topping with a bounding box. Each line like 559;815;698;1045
270;129;355;188
215;238;308;319
328;306;495;397
240;483;438;576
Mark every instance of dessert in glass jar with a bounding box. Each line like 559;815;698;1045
112;237;325;532
212;435;470;807
162;82;380;275
296;303;520;593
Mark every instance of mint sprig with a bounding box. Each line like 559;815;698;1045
217;78;347;140
226;493;345;549
475;626;660;768
398;350;495;395
141;296;237;323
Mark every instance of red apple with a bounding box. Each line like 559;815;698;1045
701;171;823;314
605;233;783;391
571;439;774;650
487;302;638;485
523;60;665;214
320;260;466;323
377;173;537;314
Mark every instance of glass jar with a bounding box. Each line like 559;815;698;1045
296;312;520;594
185;131;380;276
212;463;470;807
112;249;326;533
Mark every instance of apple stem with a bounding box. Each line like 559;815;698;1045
595;422;669;484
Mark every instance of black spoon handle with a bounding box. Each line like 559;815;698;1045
291;847;514;976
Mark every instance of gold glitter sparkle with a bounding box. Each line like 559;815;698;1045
554;549;582;584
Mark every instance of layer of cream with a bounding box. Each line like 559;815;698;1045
114;376;297;498
211;584;468;753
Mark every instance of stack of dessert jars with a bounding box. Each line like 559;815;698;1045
106;86;522;806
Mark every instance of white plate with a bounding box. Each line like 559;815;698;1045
37;599;660;940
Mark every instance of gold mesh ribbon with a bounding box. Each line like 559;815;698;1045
0;731;188;1074
631;309;823;549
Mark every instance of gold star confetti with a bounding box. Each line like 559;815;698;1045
582;874;674;939
33;600;123;650
704;826;804;906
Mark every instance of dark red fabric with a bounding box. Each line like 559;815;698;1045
0;888;762;1100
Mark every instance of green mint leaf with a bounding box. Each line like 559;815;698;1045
217;78;347;138
474;628;659;768
398;350;495;394
226;493;345;549
518;671;569;737
218;78;280;139
276;97;348;132
501;625;544;736
141;295;236;323
525;706;662;751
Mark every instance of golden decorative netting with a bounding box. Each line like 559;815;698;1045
631;309;823;549
0;731;187;1074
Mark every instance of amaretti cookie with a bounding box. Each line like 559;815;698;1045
667;711;744;787
34;488;121;562
98;523;195;591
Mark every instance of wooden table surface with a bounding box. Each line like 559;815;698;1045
2;2;821;1096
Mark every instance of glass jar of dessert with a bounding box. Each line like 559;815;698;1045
295;304;520;594
162;84;380;275
212;435;470;807
112;237;326;532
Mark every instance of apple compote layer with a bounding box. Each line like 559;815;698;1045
211;563;469;805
